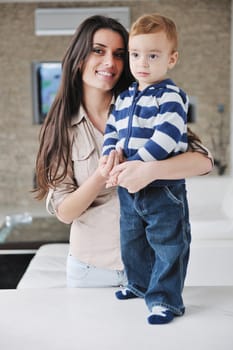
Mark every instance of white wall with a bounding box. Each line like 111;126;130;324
231;0;233;174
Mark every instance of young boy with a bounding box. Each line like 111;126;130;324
102;13;191;324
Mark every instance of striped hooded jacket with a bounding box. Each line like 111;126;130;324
103;79;189;184
103;79;189;186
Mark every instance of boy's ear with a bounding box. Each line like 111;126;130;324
168;51;178;70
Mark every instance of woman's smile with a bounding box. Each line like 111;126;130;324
82;28;125;91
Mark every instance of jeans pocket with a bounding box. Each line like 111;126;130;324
163;185;185;205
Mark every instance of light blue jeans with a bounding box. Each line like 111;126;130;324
66;254;127;288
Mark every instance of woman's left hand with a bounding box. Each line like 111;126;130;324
110;160;154;193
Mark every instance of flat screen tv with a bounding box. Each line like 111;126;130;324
32;61;62;124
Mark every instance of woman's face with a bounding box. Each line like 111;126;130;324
82;28;126;93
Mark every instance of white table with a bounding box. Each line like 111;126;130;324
0;287;233;350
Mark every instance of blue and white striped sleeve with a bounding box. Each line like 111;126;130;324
129;91;188;161
102;112;118;156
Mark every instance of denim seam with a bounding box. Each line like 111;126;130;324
127;284;145;298
149;302;184;316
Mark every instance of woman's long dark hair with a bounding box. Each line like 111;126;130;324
34;15;133;200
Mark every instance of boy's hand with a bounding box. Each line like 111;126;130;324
105;148;125;188
98;150;119;180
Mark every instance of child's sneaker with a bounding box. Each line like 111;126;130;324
115;287;138;300
147;305;174;324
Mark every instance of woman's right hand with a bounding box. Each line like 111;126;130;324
57;150;120;223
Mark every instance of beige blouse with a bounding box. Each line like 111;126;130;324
46;105;123;270
46;105;213;270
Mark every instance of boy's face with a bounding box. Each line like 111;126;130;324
128;31;178;90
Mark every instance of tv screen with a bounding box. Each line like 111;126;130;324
32;61;62;124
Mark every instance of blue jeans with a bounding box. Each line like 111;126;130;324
118;184;191;315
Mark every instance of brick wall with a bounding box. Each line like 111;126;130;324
0;0;230;211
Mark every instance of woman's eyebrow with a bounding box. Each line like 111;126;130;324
93;42;106;47
93;42;125;51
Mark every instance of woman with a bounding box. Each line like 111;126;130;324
35;15;212;288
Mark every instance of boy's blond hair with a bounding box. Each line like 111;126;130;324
130;13;178;52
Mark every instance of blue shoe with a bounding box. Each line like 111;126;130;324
148;306;174;325
115;288;138;300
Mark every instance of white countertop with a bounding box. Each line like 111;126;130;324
0;286;232;350
0;204;48;228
